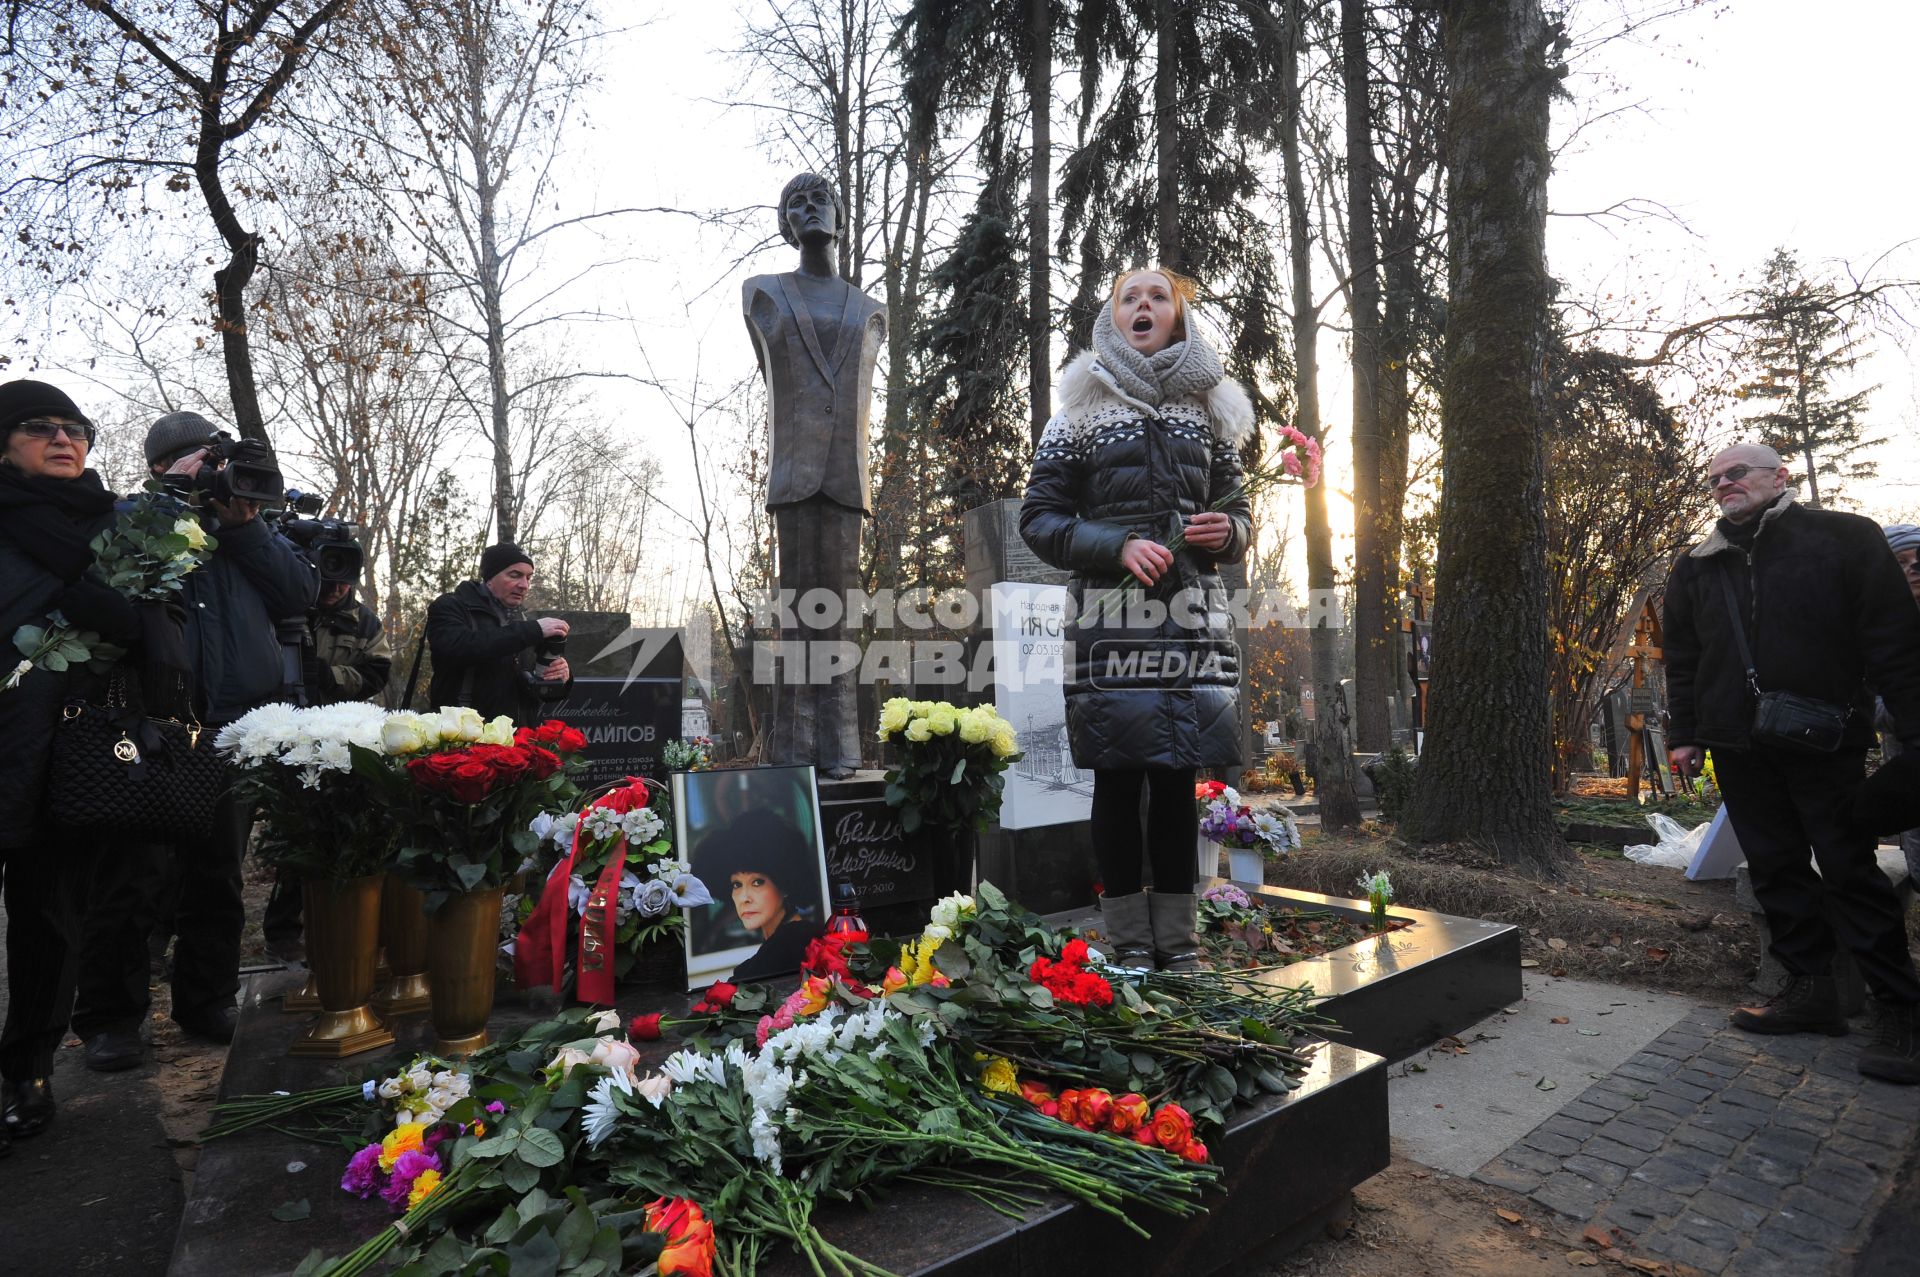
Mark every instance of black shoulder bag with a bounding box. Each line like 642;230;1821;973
50;670;229;840
1716;569;1850;753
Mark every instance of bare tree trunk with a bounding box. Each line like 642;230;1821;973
1342;0;1393;753
1028;0;1052;445
460;35;517;545
1283;2;1360;830
1411;0;1567;871
1155;0;1182;268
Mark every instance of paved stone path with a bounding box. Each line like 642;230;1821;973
1474;1005;1920;1274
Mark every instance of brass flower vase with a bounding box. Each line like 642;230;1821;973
282;898;320;1012
426;886;504;1055
373;875;432;1017
290;874;395;1058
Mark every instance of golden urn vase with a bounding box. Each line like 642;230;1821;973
373;875;432;1017
425;886;505;1055
290;874;395;1058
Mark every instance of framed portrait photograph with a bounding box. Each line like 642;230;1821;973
676;764;831;988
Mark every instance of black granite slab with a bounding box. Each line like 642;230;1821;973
1047;883;1523;1066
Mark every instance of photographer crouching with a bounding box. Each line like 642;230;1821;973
74;412;318;1070
424;543;571;723
261;507;392;960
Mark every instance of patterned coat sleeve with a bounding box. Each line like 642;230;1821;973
1018;412;1132;573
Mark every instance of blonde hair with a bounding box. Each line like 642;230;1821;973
1109;267;1198;344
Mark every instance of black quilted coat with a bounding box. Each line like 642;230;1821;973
1018;350;1253;770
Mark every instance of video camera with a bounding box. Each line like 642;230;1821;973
271;491;366;585
183;430;286;507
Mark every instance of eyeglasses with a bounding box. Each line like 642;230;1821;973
1706;463;1768;489
12;418;93;444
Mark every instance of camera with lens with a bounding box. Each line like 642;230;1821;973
527;628;568;695
273;491;366;585
186;430;286;507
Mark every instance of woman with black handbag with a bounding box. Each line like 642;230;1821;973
0;380;141;1156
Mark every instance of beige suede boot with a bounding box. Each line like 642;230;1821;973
1148;892;1204;973
1096;892;1154;972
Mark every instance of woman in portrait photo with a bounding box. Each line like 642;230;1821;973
694;806;826;982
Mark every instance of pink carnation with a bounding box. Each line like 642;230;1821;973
380;1148;441;1209
1283;451;1302;477
341;1143;383;1199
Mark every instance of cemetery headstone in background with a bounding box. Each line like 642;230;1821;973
553;618;684;790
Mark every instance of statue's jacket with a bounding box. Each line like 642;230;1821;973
744;273;886;515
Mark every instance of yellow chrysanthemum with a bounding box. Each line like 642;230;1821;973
979;1056;1019;1095
406;1167;443;1209
379;1121;429;1172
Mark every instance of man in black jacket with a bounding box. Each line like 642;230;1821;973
425;544;571;723
75;412;319;1069
1663;442;1920;1084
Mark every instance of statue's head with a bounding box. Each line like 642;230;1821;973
778;172;842;248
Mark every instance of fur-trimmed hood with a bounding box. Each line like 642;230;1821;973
1056;349;1254;448
1688;492;1796;558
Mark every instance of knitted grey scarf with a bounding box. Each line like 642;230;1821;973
1091;301;1225;408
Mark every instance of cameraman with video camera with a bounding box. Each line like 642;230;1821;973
424;543;571;724
74;411;318;1070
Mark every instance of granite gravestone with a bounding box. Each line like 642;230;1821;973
744;172;886;780
551;619;683;790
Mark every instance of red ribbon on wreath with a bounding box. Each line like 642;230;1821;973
514;777;656;1005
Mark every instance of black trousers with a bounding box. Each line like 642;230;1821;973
72;790;251;1035
1090;768;1198;897
1715;745;1920;1005
0;836;97;1080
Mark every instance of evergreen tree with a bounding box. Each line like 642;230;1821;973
1738;247;1882;509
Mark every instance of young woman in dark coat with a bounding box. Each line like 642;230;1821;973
1019;268;1253;971
0;380;141;1156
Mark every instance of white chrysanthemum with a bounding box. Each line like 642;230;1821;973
661;1049;726;1087
748;1107;783;1171
581;1069;633;1148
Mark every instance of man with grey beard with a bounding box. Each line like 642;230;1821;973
1663;443;1920;1084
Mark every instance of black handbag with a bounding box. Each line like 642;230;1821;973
1717;571;1850;753
49;673;229;840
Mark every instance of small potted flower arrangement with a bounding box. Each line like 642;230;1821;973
661;736;714;771
516;777;714;1000
1196;780;1300;884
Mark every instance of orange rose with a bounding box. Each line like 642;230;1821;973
1078;1089;1114;1130
796;975;832;1017
1150;1103;1195;1155
645;1197;717;1277
881;967;909;997
1055;1088;1082;1126
1132;1125;1158;1147
1017;1079;1055;1109
1179;1139;1210;1164
1109;1093;1150;1134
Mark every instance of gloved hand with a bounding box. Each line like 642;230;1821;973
55;576;140;644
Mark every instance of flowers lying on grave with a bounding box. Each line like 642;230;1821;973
1197;882;1406;967
1196;781;1301;860
207;883;1325;1276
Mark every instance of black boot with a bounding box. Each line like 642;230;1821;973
1730;973;1848;1036
2;1077;55;1138
1858;1001;1920;1085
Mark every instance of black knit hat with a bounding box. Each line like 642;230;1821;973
144;410;220;466
479;542;533;582
0;379;91;434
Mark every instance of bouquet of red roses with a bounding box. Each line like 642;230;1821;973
385;713;587;909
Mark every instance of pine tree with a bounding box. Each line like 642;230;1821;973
1737;248;1882;509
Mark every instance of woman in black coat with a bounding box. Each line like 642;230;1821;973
0;380;140;1155
1019;268;1253;971
695;806;826;983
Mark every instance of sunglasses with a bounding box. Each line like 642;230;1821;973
1706;463;1770;489
12;418;94;444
